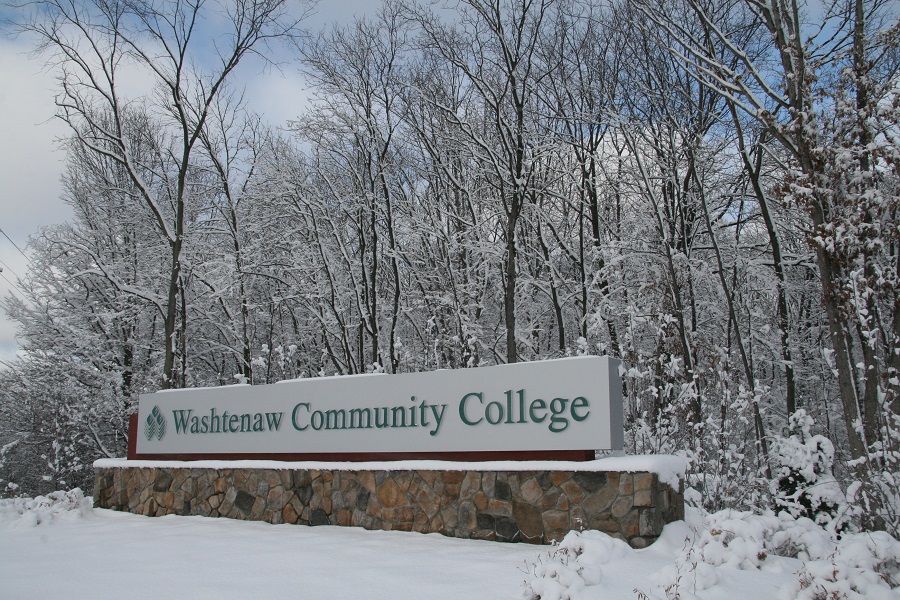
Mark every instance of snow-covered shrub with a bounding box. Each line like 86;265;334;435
850;406;900;537
665;509;900;600
0;488;92;528
520;530;633;600
687;509;834;564
771;410;849;533
524;508;900;599
780;531;900;600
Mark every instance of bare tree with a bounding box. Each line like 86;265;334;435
415;0;558;363
20;0;304;387
637;0;900;526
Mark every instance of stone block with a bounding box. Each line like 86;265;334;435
377;477;405;508
560;479;586;504
611;495;633;518
282;503;298;523
639;510;663;537
356;488;371;511
310;508;331;526
633;473;654;493
352;508;374;528
537;472;553;491
513;501;543;540
266;488;282;510
519;478;543;504
581;485;617;515
538;488;561;510
486;499;512;517
153;471;174;493
234;490;255;514
460;472;481;499
470;529;496;541
441;505;459;530
482;472;496;497
415;488;440;519
659;488;670;511
621;510;640;539
296;483;314;505
589;515;621;535
551;472;571;487
495;517;520;542
494;480;512;501
442;471;465;485
573;471;607;493
383;506;414;523
475;512;495;531
541;510;568;536
459;501;477;530
634;489;653;507
418;470;439;486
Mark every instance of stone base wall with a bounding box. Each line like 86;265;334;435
93;466;683;547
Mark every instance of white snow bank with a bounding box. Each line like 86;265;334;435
94;455;687;487
780;530;900;599
0;503;542;600
3;488;898;599
522;507;900;600
0;488;92;528
523;529;634;600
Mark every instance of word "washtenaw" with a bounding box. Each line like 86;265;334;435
172;408;284;434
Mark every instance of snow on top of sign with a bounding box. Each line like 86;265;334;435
94;454;687;487
274;371;387;383
152;356;609;392
154;383;251;394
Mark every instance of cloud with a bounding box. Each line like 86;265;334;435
0;0;379;367
0;36;72;366
244;67;312;128
0;39;70;234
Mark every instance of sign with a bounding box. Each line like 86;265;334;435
134;356;624;456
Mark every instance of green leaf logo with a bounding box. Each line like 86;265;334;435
144;405;167;441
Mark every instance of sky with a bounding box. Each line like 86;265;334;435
0;0;377;365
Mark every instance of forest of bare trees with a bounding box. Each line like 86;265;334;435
1;0;898;534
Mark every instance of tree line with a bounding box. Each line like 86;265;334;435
1;0;898;533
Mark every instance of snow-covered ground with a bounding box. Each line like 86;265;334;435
1;489;898;599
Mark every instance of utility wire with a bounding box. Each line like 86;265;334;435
0;226;27;259
0;257;22;280
0;269;26;301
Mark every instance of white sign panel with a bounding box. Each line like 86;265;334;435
136;356;624;455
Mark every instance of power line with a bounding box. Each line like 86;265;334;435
0;269;27;301
0;227;27;259
0;257;22;280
